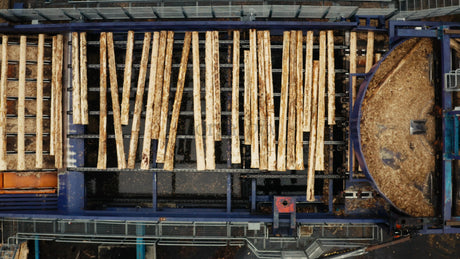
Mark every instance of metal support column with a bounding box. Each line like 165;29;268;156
273;196;296;235
328;180;334;213
62;33;85;213
227;173;232;213
152;172;157;212
136;223;145;259
251;179;256;212
34;236;39;259
442;27;453;223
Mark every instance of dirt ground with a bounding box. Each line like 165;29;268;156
360;234;460;259
360;38;436;217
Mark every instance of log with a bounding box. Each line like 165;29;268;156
121;30;134;125
213;31;222;141
54;35;64;169
375;53;382;63
264;31;276;171
156;31;175;163
71;32;81;124
249;29;259;169
164;32;191;171
286;31;297;170
257;31;268;171
80;32;88;125
276;31;290;172
365;31;374;73
17;35;26;170
0;35;7;170
327;30;335;125
191;32;206;171
349;31;357;172
315;31;326;171
350;32;357;104
107;32;126;169
303;31;313;132
140;32;159;170
205;31;215;170
151;31;167;139
243;50;251;145
231;31;241;164
295;30;304;170
35;34;44;168
307;61;319;201
50;36;56;156
127;33;151;169
97;32;107;170
451;39;460;58
15;238;29;259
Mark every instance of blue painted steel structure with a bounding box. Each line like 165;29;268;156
136;224;145;259
50;20;376;225
34;237;39;259
0;19;458;248
350;20;460;233
0;194;57;211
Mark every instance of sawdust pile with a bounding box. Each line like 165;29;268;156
361;38;436;217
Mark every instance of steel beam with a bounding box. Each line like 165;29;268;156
0;211;388;224
152;172;157;212
227;173;232;213
441;28;453;223
251;179;256;212
2;21;358;34
63;32;85;213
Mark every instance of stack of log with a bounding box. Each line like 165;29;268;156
51;35;64;169
243;30;276;170
0;34;62;171
71;32;88;125
90;30;339;178
95;30;238;171
203;31;221;170
348;31;376;172
96;31;192;170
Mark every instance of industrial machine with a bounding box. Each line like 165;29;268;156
0;1;459;258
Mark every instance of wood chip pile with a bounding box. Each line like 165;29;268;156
360;38;436;217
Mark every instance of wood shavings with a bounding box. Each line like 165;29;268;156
360;38;436;217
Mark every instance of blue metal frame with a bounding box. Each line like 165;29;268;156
354;15;387;32
0;19;458;235
0;193;57;211
10;20;358;33
440;26;453;226
388;20;460;47
61;35;85;212
350;21;460;233
49;20;376;225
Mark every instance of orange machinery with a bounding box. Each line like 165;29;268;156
0;172;57;194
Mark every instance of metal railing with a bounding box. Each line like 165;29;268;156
445;69;460;92
1;218;383;258
395;0;460;19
